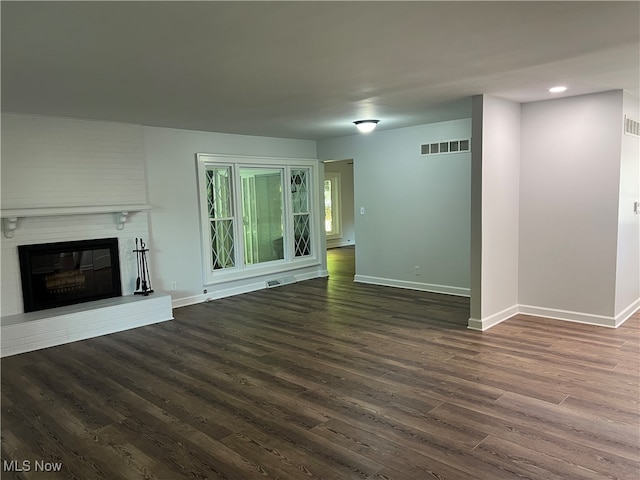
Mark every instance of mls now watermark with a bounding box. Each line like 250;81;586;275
3;459;63;472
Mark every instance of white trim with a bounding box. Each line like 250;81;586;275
210;281;267;300
172;270;329;309
0;204;151;237
615;298;640;326
296;269;329;281
467;305;518;331
203;258;321;285
469;302;639;331
0;204;151;219
518;304;617;328
172;294;209;309
354;274;470;297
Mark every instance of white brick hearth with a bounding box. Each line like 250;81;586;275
1;294;173;357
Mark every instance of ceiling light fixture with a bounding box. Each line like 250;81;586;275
354;119;379;133
549;86;567;93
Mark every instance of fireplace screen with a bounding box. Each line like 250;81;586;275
19;238;122;313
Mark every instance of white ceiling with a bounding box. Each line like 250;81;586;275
2;1;639;140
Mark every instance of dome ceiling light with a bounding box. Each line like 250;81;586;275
354;119;379;133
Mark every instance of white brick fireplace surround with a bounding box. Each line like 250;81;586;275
1;114;173;357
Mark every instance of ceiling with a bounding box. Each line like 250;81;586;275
2;1;639;140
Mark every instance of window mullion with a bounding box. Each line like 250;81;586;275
231;163;246;270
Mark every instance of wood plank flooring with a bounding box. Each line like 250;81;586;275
2;246;639;479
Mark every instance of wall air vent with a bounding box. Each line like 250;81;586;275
624;115;640;137
421;138;471;156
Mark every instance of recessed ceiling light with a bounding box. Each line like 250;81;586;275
549;86;567;93
354;119;379;133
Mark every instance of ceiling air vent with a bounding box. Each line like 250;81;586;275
624;115;640;137
421;138;470;156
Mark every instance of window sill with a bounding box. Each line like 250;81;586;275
204;257;321;286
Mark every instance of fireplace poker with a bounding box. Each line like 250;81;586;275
143;241;153;292
135;238;141;291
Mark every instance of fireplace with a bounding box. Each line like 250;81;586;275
18;238;122;313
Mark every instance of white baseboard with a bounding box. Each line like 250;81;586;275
172;282;266;309
467;304;518;331
172;270;330;309
172;294;207;309
467;300;640;332
354;275;470;297
614;298;640;326
297;269;329;281
518;304;617;328
471;301;640;331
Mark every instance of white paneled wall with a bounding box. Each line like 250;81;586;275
1;114;151;316
1;114;147;208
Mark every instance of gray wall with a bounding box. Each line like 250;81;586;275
615;91;640;319
519;91;623;320
469;96;521;328
318;120;472;296
143;126;323;306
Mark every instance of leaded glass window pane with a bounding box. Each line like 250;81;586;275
206;167;232;219
211;219;235;269
294;214;311;257
291;169;309;213
206;166;235;270
292;168;311;257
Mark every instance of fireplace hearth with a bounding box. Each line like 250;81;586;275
19;238;122;313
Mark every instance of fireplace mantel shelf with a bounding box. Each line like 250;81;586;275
1;204;151;238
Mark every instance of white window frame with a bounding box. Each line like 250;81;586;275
324;172;342;239
196;154;321;285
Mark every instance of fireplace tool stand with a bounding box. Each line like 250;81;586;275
133;238;154;296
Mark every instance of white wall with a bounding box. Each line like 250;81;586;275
142;126;324;306
615;92;640;322
519;91;623;323
1;114;150;315
324;159;355;248
317;120;471;297
469;95;521;330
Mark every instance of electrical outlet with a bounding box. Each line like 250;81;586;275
414;266;420;276
171;281;177;291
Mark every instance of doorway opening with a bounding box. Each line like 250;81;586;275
324;158;355;280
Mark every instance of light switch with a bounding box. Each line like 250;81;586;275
360;207;365;215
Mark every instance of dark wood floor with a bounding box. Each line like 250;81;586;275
2;246;639;479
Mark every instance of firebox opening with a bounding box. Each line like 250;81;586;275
18;238;122;313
